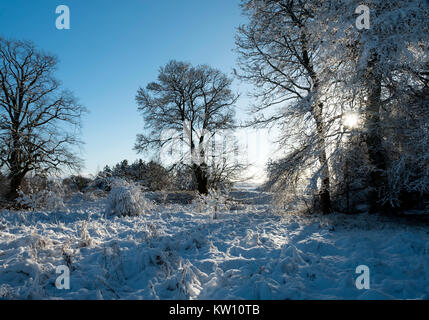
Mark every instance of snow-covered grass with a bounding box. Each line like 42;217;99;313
0;190;428;300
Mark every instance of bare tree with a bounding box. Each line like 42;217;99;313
134;60;238;194
0;37;85;200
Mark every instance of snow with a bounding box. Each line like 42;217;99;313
0;191;428;300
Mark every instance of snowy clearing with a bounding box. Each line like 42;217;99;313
0;191;428;300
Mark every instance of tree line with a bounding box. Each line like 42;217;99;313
1;0;428;215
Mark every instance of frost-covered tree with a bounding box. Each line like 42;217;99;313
315;0;429;212
239;0;428;214
236;0;334;213
0;37;85;200
134;60;238;194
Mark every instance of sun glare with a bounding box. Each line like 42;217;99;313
343;112;360;129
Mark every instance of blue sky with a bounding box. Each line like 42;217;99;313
0;0;274;179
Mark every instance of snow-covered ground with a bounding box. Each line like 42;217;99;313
0;190;428;300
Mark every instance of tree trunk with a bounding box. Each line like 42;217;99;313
314;102;333;214
193;163;208;195
6;171;25;201
365;54;391;214
309;59;333;214
6;131;26;200
191;135;209;195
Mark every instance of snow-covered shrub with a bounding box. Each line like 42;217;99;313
176;260;202;298
172;166;196;191
102;242;126;284
16;178;66;212
0;284;15;299
90;171;113;192
46;190;67;211
193;189;229;219
79;221;93;247
106;179;154;217
15;190;41;209
62;175;93;193
138;161;173;191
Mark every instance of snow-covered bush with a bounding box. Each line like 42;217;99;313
193;189;229;219
16;179;66;212
79;221;93;247
62;175;93;193
45;190;67;211
0;284;15;299
106;179;154;217
172;166;196;191
87;167;118;193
